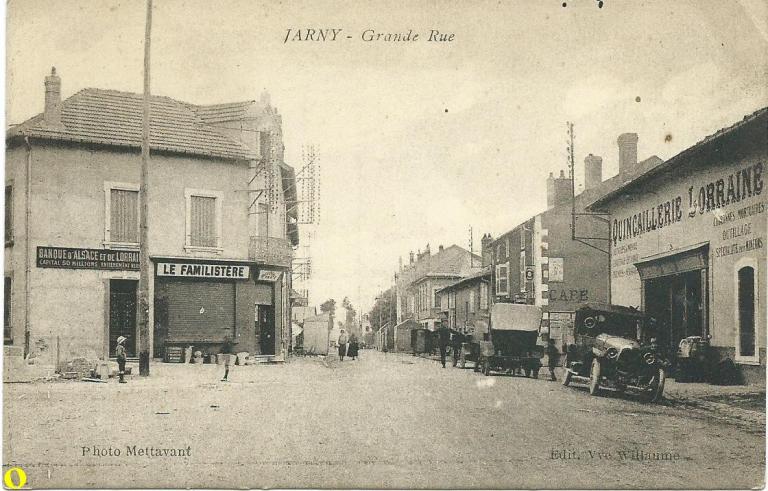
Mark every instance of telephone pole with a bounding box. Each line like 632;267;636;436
138;0;153;376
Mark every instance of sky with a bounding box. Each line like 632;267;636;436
5;0;768;314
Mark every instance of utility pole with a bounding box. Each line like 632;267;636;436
138;0;153;376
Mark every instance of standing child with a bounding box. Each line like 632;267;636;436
115;336;128;384
221;337;234;382
546;338;560;382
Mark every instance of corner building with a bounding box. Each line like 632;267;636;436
4;69;298;367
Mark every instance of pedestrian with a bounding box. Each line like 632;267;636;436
348;333;360;361
451;331;464;367
115;336;128;384
546;338;560;381
338;329;348;361
437;324;450;368
221;337;234;382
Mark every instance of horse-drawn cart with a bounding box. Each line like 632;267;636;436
476;303;543;377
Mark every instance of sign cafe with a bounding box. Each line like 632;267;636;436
157;262;250;279
612;162;764;245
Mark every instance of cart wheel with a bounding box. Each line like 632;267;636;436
647;367;666;403
562;369;573;387
589;358;602;396
459;357;466;369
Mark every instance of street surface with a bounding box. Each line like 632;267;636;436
3;350;765;489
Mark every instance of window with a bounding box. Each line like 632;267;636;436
433;289;440;310
4;277;11;343
185;189;223;251
104;182;139;247
480;283;488;310
497;241;506;262
469;290;475;313
190;196;216;247
736;263;758;363
5;185;12;245
496;264;509;295
520;251;526;292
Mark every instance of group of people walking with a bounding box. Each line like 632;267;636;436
337;329;360;361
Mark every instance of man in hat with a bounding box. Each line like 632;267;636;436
115;336;128;383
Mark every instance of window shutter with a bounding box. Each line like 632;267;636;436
190;196;217;247
110;189;138;243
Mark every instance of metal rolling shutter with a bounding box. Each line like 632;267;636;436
166;281;235;343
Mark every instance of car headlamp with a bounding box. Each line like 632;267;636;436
606;348;619;359
643;352;656;365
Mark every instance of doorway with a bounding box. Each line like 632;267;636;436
257;304;276;355
109;279;137;357
644;269;705;358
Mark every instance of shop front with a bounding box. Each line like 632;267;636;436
153;258;287;360
636;244;709;358
589;108;766;384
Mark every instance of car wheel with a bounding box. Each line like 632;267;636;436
648;368;666;403
562;368;573;387
589;358;602;396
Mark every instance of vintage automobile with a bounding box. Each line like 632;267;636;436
562;303;667;403
475;303;543;377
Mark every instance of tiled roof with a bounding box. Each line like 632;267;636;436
409;245;481;282
588;106;768;210
437;267;491;293
8;89;257;161
193;101;256;124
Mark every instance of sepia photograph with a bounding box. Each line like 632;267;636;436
2;0;767;489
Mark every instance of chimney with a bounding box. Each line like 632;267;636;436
438;244;444;252
481;233;494;267
546;170;573;209
617;133;638;174
425;244;431;255
43;67;63;128
584;154;603;190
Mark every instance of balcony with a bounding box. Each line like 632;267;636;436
249;236;293;268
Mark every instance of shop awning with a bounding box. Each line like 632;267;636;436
634;242;709;280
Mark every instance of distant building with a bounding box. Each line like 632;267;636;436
4;68;298;367
395;244;482;330
589;108;767;384
484;133;664;350
436;267;491;339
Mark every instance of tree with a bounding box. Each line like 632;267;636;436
320;298;336;325
368;287;396;331
320;298;336;315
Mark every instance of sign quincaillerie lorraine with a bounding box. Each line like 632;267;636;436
37;246;140;271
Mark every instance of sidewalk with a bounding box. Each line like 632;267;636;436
662;378;765;429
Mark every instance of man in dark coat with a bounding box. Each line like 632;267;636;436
546;338;560;381
437;324;451;368
451;331;464;367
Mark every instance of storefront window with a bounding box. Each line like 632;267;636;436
737;266;756;359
